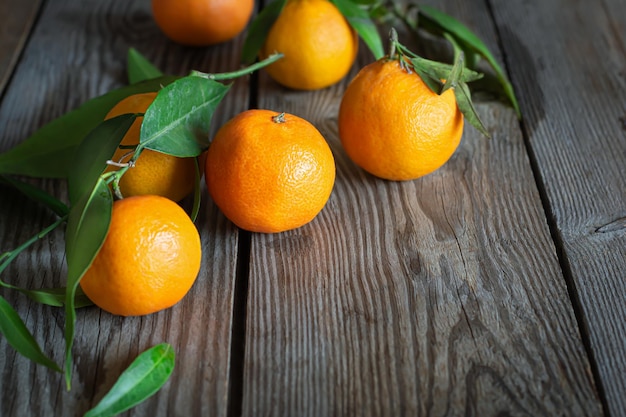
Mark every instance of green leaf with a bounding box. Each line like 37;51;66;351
64;178;113;389
331;0;385;59
139;76;231;157
127;48;163;84
0;295;62;373
440;50;465;94
21;287;93;308
67;114;137;205
0;174;69;217
241;0;287;65
0;76;179;179
84;343;175;417
418;5;521;118
455;81;490;138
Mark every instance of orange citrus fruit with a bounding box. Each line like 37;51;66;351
338;58;464;181
105;92;197;202
151;0;254;46
205;109;335;233
260;0;358;90
80;195;202;316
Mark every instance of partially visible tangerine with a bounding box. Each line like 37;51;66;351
105;92;197;202
151;0;254;46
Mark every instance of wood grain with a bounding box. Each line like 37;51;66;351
239;1;603;415
0;0;42;96
0;0;247;415
489;0;626;414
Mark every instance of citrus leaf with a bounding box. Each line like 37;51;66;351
0;295;62;373
84;343;175;417
455;81;490;138
127;48;163;84
0;76;179;179
241;0;287;65
331;0;384;59
410;61;444;93
139;75;231;157
67;114;137;205
441;50;465;95
64;178;113;389
407;53;483;84
18;287;93;308
0;174;69;217
0;274;92;308
418;5;521;118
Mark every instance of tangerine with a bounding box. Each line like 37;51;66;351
260;0;358;90
80;195;202;316
105;92;197;202
205;109;335;233
151;0;254;46
338;58;464;181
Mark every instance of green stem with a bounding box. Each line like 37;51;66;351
0;215;68;276
191;52;284;81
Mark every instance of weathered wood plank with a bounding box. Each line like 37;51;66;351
0;0;42;96
0;0;247;415
489;0;626;414
240;1;603;416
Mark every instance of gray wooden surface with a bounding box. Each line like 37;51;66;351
0;0;623;416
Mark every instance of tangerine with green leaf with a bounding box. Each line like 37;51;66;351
105;92;197;202
260;0;358;90
336;31;491;181
205;109;335;233
80;195;202;316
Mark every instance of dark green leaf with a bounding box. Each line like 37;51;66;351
241;0;287;65
0;295;62;373
410;62;444;93
67;114;137;205
64;178;113;389
440;50;465;94
127;48;163;84
408;53;483;84
455;82;490;138
418;5;521;118
84;343;175;417
22;287;93;308
139;76;231;157
0;76;179;179
331;0;384;59
0;174;69;217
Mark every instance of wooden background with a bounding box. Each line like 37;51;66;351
0;0;624;416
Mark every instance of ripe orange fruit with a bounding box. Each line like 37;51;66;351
80;195;202;316
151;0;254;46
105;92;196;202
338;59;464;181
205;109;335;233
260;0;358;90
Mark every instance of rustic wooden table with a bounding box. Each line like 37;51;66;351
0;0;624;416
